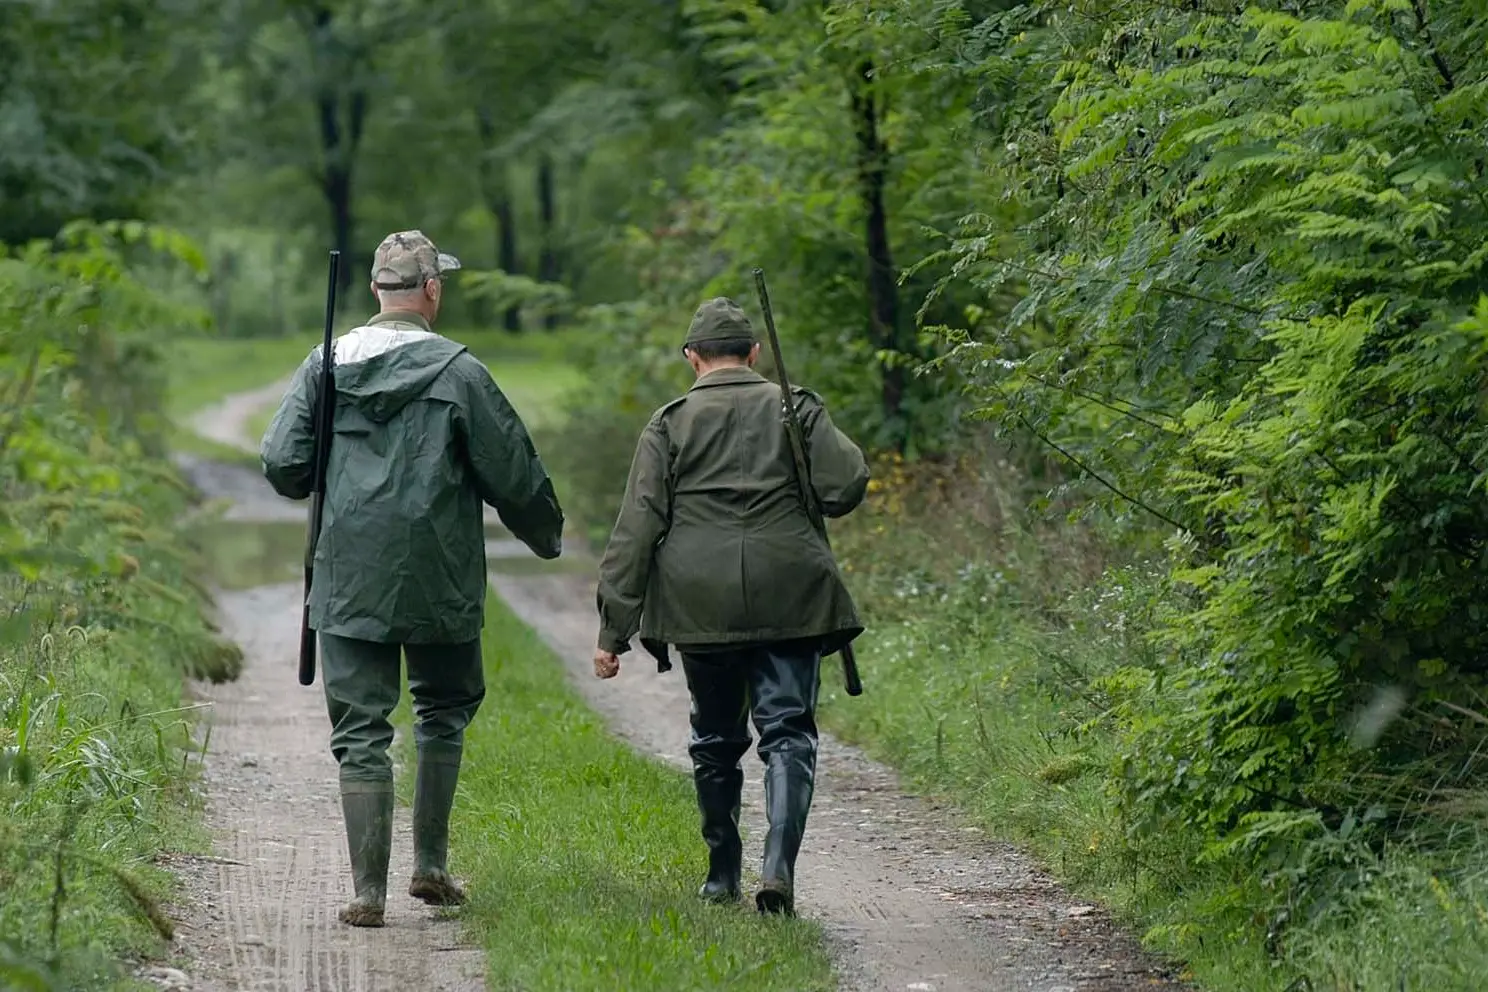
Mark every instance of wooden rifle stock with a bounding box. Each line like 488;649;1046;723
299;250;340;686
752;268;863;697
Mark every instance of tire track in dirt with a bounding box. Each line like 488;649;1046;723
169;385;1191;992
162;583;483;992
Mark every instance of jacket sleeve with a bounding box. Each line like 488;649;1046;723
595;415;672;654
259;349;321;500
454;356;564;560
797;393;869;518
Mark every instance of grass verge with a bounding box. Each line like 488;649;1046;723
2;223;247;990
397;592;835;992
166;332;322;420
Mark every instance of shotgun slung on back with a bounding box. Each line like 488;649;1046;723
299;249;340;686
752;267;864;697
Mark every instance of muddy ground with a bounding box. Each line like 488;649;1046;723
152;391;1190;991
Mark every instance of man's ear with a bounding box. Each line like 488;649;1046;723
369;280;379;301
749;342;762;365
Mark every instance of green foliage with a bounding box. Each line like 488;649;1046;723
820;451;1488;990
543;0;1488;983
1;222;237;986
17;0;1488;984
538;300;693;546
0;0;211;244
458;269;577;326
883;0;1488;974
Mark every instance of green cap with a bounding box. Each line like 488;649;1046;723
684;297;756;347
370;230;462;290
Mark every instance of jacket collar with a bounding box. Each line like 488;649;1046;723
367;310;433;333
689;365;767;391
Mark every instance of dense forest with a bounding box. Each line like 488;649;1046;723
4;1;1488;988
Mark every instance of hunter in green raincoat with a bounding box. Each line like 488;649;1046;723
261;230;564;928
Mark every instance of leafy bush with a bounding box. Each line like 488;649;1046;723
538;300;692;547
1;222;241;987
916;0;1488;952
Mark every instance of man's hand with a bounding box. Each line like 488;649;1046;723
593;648;620;680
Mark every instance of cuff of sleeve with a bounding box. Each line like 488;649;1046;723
597;630;630;655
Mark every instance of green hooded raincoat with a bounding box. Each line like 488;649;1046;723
261;311;563;644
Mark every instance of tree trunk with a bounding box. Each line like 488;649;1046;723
496;195;520;331
477;106;522;332
537;152;560;330
312;7;366;307
322;158;354;301
850;59;906;450
268;239;285;334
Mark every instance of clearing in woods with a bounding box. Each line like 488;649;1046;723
157;368;1191;991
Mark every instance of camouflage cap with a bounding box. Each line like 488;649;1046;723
370;230;462;290
684;297;756;347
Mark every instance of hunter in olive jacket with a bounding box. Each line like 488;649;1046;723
596;364;869;662
261;311;564;644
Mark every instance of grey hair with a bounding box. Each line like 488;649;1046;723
375;287;426;307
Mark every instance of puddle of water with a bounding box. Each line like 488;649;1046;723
194;519;594;590
192;520;307;590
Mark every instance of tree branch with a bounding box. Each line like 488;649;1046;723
1019;370;1185;435
992;384;1190;531
988;256;1275;319
1411;0;1456;91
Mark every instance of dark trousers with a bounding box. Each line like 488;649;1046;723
320;634;486;784
680;640;822;891
680;640;823;776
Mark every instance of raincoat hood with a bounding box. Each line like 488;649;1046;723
331;311;467;424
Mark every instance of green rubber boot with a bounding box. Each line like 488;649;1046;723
409;743;467;906
338;781;394;927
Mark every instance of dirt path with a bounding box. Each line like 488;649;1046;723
162;582;484;992
189;379;293;453
165;386;1189;992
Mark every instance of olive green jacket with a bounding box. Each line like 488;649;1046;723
596;365;869;663
261;311;563;644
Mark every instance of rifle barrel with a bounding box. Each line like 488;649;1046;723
298;249;340;687
751;267;863;697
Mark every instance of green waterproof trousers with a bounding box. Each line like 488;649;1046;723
320;634;486;783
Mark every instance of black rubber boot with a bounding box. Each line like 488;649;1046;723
756;751;814;916
338;780;393;927
409;742;467;906
695;764;743;903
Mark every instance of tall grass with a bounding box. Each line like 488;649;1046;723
2;222;242;990
0;490;239;989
